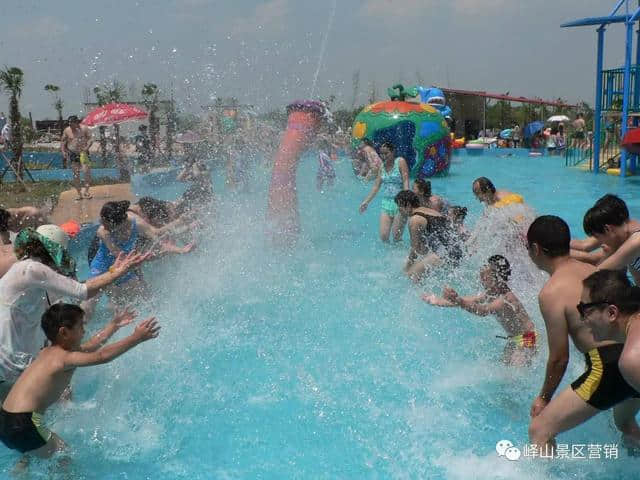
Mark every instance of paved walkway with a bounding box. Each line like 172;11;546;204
51;183;135;225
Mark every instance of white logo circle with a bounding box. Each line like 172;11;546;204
496;439;513;456
504;446;522;461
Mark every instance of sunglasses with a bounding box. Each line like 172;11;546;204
576;300;610;318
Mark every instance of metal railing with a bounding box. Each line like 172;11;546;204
601;66;640;112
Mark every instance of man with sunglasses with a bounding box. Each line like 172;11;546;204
581;270;640;419
526;216;640;452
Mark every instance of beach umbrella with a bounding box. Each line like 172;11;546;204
81;103;148;127
175;130;203;144
499;128;512;139
547;115;570;123
523;121;544;139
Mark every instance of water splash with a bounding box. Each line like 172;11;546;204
310;0;337;99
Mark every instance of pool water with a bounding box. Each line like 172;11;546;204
2;150;640;479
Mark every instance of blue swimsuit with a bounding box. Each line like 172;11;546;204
88;219;139;284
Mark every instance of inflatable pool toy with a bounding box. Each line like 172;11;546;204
606;168;633;176
268;100;328;240
350;84;451;179
493;193;524;208
465;143;484;150
418;87;453;120
452;136;465;149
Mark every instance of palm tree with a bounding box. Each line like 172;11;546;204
44;84;65;166
0;67;24;183
141;83;159;158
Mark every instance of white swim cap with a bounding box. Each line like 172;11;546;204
36;224;70;249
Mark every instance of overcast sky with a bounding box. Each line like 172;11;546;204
0;0;632;119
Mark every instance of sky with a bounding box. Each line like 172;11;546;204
0;0;632;120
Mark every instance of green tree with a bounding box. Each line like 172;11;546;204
141;83;159;157
0;67;25;184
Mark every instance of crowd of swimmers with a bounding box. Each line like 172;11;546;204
3;132;640;468
355;138;640;457
0;147;215;469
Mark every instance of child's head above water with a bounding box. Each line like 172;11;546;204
481;255;511;291
41;303;85;347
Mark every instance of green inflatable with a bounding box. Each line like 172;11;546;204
351;84;451;178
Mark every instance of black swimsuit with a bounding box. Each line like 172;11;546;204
411;211;463;263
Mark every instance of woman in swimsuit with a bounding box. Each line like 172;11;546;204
394;190;456;282
88;201;194;305
359;141;410;243
413;178;449;214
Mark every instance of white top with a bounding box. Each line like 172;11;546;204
0;259;88;382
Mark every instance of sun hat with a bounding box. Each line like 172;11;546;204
13;227;75;276
36;224;69;249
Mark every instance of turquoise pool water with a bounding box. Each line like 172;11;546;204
2;149;640;479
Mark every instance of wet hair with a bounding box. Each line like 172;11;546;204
137;197;171;226
41;303;84;343
68;115;79;124
380;141;395;153
473;177;495;194
527;215;570;257
100;200;130;227
0;207;9;232
450;206;468;222
361;138;373;147
18;237;56;270
583;270;640;314
583;194;629;236
487;255;511;282
394;190;421;208
414;178;432;197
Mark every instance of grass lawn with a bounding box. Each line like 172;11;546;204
0;178;123;208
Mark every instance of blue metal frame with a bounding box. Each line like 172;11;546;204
562;1;640;176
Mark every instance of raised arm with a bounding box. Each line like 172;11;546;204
570;236;600;252
80;307;136;352
63;317;159;368
531;290;570;417
597;236;640;271
135;217;194;254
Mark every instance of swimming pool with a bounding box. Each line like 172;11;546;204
2;150;639;479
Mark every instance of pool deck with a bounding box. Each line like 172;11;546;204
51;183;136;225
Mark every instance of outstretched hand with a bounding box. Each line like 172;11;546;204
134;317;161;342
110;306;137;328
113;250;152;273
359;202;368;214
442;287;459;302
421;293;455;307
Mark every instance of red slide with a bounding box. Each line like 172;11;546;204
267;101;326;242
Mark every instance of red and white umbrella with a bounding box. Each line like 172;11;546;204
81;103;148;127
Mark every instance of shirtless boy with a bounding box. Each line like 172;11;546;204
0;304;159;460
526;216;640;453
424;255;536;366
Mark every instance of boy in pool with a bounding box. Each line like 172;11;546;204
423;255;537;366
0;303;159;461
